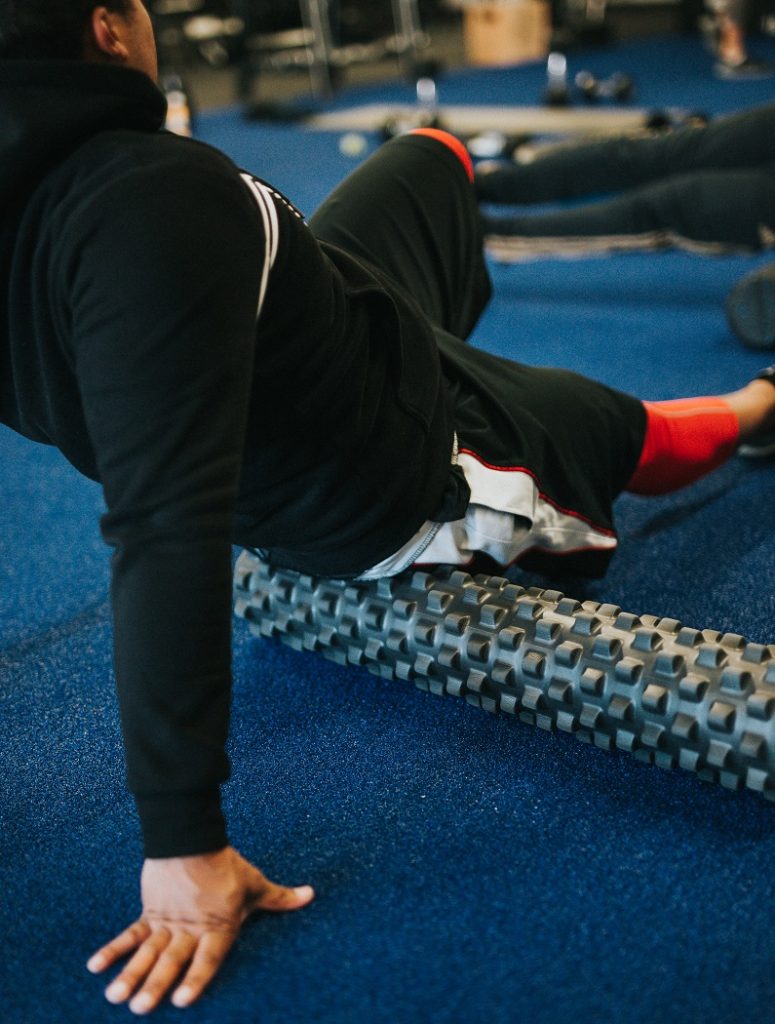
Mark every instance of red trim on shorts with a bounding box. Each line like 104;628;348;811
457;446;617;538
407;128;474;183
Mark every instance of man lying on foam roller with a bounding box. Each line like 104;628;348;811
3;1;775;1014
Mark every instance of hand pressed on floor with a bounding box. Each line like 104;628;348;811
86;846;314;1014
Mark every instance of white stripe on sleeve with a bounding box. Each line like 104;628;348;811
240;173;280;318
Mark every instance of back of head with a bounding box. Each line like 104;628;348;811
0;0;131;61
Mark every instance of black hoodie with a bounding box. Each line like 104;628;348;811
0;61;454;856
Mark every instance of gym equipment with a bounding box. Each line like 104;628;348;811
543;51;571;107
152;1;429;104
236;0;428;100
549;0;611;50
574;69;634;103
160;72;195;137
379;57;444;141
309;103;649;137
234;550;775;801
542;50;635;107
644;108;709;133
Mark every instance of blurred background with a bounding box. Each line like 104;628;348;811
149;0;775;118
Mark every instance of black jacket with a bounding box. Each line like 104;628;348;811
0;61;453;856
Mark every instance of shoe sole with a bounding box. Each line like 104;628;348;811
738;441;775;458
714;67;774;80
726;270;775;349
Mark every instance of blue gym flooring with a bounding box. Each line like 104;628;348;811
2;31;775;1024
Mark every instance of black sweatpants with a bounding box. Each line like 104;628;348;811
478;102;775;252
310;130;492;339
310;133;647;578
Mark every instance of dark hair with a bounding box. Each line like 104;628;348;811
0;0;133;60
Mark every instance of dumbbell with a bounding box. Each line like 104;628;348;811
574;70;635;103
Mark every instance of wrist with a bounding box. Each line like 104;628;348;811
135;790;227;858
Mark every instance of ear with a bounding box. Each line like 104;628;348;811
87;5;130;63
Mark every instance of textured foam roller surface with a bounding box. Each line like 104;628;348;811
234;550;775;799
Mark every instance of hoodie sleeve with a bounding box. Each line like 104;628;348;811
63;146;267;857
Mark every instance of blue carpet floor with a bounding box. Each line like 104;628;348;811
3;32;775;1024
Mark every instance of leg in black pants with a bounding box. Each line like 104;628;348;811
478;103;775;251
484;167;775;252
310;130;491;339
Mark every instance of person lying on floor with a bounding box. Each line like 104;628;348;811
476;101;775;348
476;101;775;259
3;0;775;1015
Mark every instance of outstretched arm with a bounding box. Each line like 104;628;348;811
67;145;267;857
63;141;300;1007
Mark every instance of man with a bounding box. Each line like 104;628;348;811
3;1;775;1015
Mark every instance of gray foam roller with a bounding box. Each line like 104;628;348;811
234;550;775;799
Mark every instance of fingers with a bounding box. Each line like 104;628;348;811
100;927;216;1015
86;919;151;974
126;931;199;1015
170;931;237;1009
90;925;239;1014
103;927;174;1008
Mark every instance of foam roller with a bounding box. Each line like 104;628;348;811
234;550;775;799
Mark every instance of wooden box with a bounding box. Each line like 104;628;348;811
462;0;550;67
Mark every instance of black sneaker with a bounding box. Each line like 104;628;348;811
714;55;774;80
726;262;775;350
739;432;775;457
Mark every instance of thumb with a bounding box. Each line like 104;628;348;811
246;868;315;915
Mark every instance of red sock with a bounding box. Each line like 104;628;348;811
627;397;740;495
407;127;474;183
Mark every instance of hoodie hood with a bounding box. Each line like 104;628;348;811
0;60;167;426
0;60;166;205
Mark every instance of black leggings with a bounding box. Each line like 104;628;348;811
310;130;491;339
477;102;775;250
